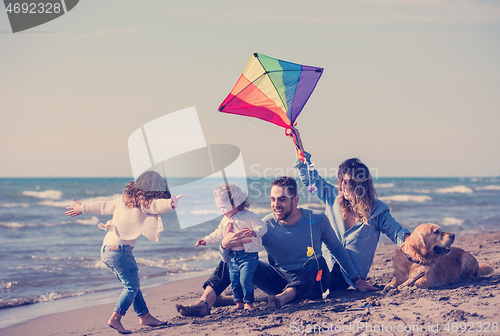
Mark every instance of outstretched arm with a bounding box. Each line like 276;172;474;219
144;194;183;214
195;239;207;247
68;197;120;216
377;207;411;247
288;127;338;205
65;199;82;217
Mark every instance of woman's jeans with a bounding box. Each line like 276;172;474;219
228;250;258;303
101;245;148;316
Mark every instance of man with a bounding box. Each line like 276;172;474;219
176;177;376;316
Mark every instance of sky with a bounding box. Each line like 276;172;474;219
1;0;499;178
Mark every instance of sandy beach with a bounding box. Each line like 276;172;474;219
2;230;499;336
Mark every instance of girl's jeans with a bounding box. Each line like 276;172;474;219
228;250;259;304
101;245;149;316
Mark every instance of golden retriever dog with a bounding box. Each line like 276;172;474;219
384;223;494;290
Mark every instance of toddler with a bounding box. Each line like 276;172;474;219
196;183;266;310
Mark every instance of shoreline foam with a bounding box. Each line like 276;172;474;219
0;270;213;330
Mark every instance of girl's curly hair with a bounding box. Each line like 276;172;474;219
124;171;171;209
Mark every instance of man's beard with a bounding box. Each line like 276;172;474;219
273;202;293;221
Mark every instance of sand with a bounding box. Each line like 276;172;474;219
2;230;499;336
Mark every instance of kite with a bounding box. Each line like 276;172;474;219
218;53;323;161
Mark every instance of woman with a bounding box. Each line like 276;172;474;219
289;127;410;291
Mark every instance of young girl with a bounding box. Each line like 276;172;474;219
195;183;266;310
288;127;410;291
65;171;182;334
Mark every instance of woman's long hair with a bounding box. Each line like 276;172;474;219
336;158;377;225
124;171;171;209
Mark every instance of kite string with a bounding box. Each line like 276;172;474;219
247;122;283;137
288;125;323;295
307;160;325;299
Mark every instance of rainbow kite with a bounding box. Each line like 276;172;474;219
218;53;323;159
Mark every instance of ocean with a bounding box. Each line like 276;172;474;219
1;176;499;328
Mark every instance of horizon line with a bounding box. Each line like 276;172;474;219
0;176;498;179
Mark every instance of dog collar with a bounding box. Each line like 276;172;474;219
405;253;425;265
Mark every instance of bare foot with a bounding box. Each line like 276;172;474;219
108;312;131;334
232;302;244;310
108;318;131;334
139;312;167;327
268;287;296;309
175;300;210;317
244;303;254;310
267;295;282;309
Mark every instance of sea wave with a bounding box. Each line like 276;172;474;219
188;209;220;215
75;216;100;226
0;220;100;229
78;251;219;272
379;195;432;203
81;259;108;270
0;281;18;290
413;189;431;194
0;203;29;208
434;186;473;194
0;291;87;309
249;204;324;215
18;256;107;271
248;207;273;215
39;194;122;208
0;222;33;229
134;258;201;274
298;203;326;210
475;185;500;191
438;217;464;226
375;183;394;188
167;206;274;216
22;190;63;200
136;250;221;268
